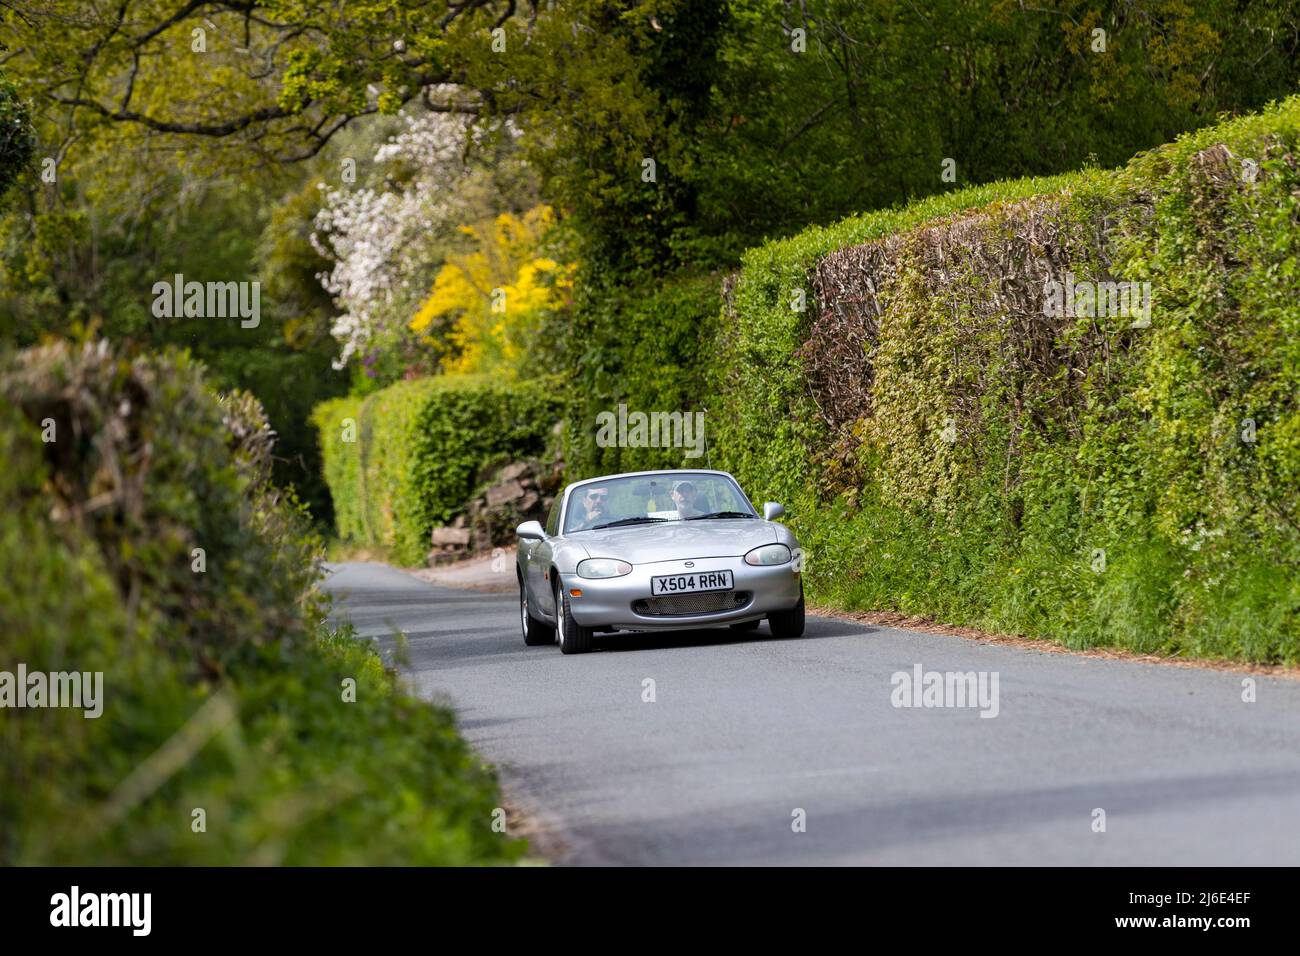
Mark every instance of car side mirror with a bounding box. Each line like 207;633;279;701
516;520;546;540
763;502;784;521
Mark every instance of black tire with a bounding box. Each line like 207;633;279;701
520;577;555;646
768;585;805;638
730;619;761;632
555;581;595;655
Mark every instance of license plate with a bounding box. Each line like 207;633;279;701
650;570;734;595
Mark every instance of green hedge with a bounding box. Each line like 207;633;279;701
707;172;1090;505
314;374;563;564
1;342;523;864
314;393;365;543
708;96;1300;664
561;270;722;478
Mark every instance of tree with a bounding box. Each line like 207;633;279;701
0;68;33;201
409;204;573;377
311;106;542;384
0;0;519;163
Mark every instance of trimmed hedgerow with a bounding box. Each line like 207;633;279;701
313;394;365;544
708;173;1088;508
314;374;563;564
560;270;722;479
0;341;523;865
708;96;1300;664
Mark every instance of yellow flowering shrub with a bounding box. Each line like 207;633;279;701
410;205;574;375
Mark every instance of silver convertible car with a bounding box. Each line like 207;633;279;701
515;469;805;654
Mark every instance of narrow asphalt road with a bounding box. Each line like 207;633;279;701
324;561;1300;865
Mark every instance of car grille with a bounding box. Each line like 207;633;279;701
633;591;752;617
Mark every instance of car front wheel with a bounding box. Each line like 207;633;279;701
555;581;595;654
768;584;805;638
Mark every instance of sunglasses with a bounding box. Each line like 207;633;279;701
587;492;609;501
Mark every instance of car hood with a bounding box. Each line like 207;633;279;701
569;519;777;562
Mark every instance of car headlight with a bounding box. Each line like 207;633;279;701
577;558;633;579
744;543;792;566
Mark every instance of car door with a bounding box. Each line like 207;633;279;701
527;493;563;621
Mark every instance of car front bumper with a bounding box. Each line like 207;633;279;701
560;555;802;632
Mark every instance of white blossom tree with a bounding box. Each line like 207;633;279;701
312;102;532;374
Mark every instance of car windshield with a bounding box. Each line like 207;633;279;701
563;473;756;533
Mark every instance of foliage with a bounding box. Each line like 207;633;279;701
475;0;1300;277
0;69;33;201
9;0;1300;533
311;109;542;383
711;96;1300;663
562;270;722;479
314;375;564;564
313;392;367;545
0;341;314;673
708;175;1086;504
411;205;574;377
4;1;1300;670
0;151;348;526
463;0;730;274
0;0;521;165
0;340;523;864
15;1;1299;278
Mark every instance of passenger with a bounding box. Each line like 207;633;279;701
671;480;705;518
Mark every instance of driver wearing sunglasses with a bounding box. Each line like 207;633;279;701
575;486;611;530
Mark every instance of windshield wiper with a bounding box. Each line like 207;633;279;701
588;516;672;531
685;511;755;520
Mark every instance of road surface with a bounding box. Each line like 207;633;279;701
324;561;1300;865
